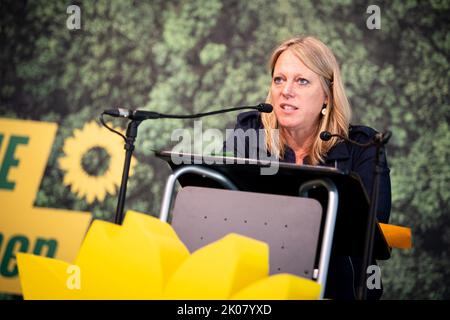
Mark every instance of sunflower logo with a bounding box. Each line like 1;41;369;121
58;121;137;204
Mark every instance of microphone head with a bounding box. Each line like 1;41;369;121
257;103;273;113
319;131;332;141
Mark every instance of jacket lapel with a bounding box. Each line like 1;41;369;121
324;142;350;164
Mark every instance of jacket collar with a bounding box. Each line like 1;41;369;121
324;141;350;162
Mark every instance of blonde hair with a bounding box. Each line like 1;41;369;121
262;36;352;165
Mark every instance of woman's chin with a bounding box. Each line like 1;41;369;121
277;119;302;130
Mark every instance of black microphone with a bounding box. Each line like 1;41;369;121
256;103;273;113
103;103;273;121
319;131;333;141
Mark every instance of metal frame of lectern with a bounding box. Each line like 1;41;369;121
158;165;339;300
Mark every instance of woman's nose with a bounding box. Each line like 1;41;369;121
282;81;294;97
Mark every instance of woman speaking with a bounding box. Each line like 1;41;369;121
225;36;391;299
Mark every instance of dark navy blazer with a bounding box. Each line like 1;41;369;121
225;111;392;299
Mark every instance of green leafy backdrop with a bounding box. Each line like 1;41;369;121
1;0;449;299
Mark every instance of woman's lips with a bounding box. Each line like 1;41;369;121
279;103;299;113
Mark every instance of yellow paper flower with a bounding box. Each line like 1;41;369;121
17;211;320;300
58;121;137;203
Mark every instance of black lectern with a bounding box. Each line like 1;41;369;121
155;151;391;299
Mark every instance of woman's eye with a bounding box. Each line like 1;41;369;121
298;78;309;85
273;77;283;84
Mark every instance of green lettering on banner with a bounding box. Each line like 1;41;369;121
0;135;30;190
1;235;29;277
0;119;91;294
0;235;59;278
33;238;58;257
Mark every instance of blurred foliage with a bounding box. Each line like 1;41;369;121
1;0;449;299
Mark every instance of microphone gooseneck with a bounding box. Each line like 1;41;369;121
319;130;383;148
100;103;272;143
103;103;273;121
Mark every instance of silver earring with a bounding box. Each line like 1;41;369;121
321;104;327;116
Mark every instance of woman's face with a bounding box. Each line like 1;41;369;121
270;49;327;134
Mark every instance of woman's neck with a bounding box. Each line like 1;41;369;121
282;126;316;164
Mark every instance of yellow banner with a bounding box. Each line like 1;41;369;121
0;118;92;294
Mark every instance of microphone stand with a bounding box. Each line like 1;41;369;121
114;119;141;225
357;131;391;300
320;130;391;300
100;103;273;225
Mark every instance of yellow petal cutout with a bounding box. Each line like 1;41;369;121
231;273;320;300
163;233;269;300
